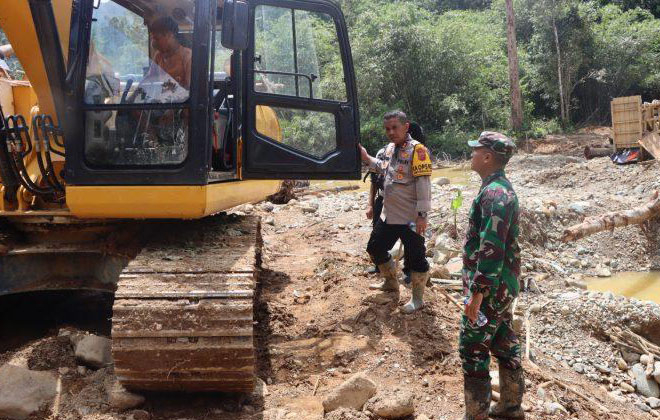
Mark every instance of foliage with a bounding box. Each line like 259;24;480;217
2;0;660;158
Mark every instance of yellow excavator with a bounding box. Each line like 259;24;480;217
0;0;359;392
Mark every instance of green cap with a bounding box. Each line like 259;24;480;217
468;131;516;159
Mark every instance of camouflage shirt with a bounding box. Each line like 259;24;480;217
462;170;521;300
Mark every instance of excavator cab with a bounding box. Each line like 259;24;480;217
62;0;359;186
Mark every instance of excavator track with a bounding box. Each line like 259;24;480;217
111;214;261;392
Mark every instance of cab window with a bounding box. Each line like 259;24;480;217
83;0;195;167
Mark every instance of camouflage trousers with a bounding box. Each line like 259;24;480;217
458;295;521;378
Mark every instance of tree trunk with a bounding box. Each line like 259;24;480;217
562;191;660;242
552;13;567;125
505;0;523;131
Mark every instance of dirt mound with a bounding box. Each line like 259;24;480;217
27;336;75;371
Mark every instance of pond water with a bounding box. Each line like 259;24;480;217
311;167;471;193
587;271;660;303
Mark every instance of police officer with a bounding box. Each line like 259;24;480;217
459;132;523;420
366;121;425;280
359;111;432;314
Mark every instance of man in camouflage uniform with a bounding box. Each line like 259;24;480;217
359;110;432;313
459;132;524;420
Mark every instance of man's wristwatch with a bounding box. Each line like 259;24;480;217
417;211;427;218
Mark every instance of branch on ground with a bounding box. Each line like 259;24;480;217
561;191;660;242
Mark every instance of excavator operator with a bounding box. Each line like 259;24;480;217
145;16;192;94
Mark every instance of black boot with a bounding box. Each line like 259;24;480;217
489;366;525;419
463;375;491;420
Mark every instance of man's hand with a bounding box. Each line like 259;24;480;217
366;205;373;219
415;216;427;236
465;292;484;323
359;144;371;163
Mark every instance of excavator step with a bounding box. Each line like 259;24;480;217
111;214;261;392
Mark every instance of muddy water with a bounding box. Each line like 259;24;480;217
311;167;471;192
587;272;660;303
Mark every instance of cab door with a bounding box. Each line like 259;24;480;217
241;0;359;179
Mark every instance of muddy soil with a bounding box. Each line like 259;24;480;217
2;129;660;420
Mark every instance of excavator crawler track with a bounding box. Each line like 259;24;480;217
111;214;261;392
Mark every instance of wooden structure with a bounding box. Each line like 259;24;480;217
611;95;660;159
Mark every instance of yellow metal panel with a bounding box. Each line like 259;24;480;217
67;186;208;218
0;80;14;115
12;85;38;119
205;180;280;215
0;0;72;121
66;181;281;219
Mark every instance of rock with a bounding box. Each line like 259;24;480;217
0;364;57;420
653;362;660;383
560;305;571;315
596;266;612;277
445;257;463;276
573;363;586;374
565;278;587;289
608;391;625;403
544;402;567;415
107;381;145;411
261;202;275;212
568;201;590;215
415;415;431;420
264;216;275;226
648;397;660;409
254;377;269;397
595;364;612;374
642;354;652;364
632;363;660;398
435;177;450;186
617;358;628;371
301;205;318;214
322;372;377;412
429;264;450;279
365;389;414;419
620;382;635;393
432;250;449;265
243;204;255;213
75;335;112;368
529;303;542;314
622;350;641;364
635;401;652;412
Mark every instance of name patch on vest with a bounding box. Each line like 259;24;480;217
412;144;432;177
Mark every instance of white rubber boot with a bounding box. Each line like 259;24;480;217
401;271;427;313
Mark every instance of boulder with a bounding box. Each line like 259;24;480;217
0;364;57;419
365;389;414;419
322;372;377;412
653;361;660;383
75;335;112;368
647;397;660;409
632;363;660;398
107;380;145;411
445;257;463;276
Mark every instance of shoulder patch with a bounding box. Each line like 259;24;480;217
412;144;432;177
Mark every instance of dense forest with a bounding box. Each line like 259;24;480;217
341;0;660;156
1;0;659;157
